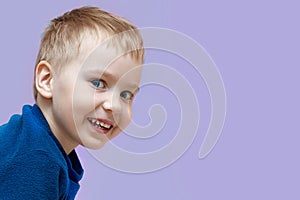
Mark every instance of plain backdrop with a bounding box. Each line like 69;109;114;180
0;0;299;199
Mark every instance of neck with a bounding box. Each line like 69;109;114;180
36;98;78;155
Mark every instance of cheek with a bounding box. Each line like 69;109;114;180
125;106;133;125
73;84;95;113
118;105;133;128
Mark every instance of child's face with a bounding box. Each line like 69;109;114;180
50;46;142;152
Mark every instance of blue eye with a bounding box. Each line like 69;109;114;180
91;79;105;88
120;90;134;100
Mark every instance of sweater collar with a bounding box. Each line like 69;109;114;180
31;104;84;182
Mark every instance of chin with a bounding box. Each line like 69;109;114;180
82;139;108;150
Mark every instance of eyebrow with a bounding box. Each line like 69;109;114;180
86;68;140;91
88;69;117;81
133;87;140;94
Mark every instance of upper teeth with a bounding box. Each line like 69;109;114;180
91;119;111;129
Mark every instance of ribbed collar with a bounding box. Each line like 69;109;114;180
31;104;84;182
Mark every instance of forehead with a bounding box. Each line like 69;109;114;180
81;45;142;82
83;43;141;67
79;30;143;64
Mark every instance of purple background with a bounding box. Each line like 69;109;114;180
0;0;299;199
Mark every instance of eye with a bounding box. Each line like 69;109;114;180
120;90;134;101
91;79;105;89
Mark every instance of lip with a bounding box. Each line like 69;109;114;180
87;117;115;135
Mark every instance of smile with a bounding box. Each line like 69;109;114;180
87;118;113;132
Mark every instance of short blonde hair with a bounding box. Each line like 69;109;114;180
33;6;144;100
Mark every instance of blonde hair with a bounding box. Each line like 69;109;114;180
33;6;144;100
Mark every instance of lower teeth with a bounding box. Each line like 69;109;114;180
96;124;108;130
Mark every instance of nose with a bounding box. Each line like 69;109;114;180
101;91;122;113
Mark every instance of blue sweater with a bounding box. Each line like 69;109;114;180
0;105;84;199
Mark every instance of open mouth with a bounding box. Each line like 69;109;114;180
87;118;113;132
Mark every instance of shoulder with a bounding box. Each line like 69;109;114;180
15;148;68;171
0;104;65;161
0;105;73;199
0;150;69;199
1;148;69;180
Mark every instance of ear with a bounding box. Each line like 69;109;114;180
35;61;54;99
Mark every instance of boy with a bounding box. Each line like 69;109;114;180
0;6;144;199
